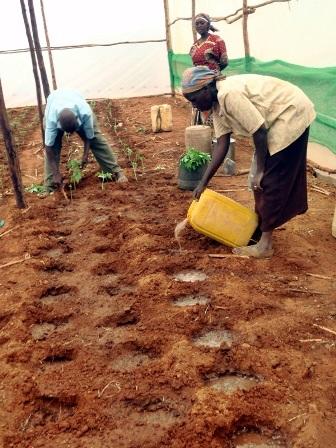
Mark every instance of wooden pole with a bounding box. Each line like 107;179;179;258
0;79;27;209
191;0;197;42
169;1;292;26
242;0;251;70
163;0;175;96
39;0;57;90
20;0;44;143
27;0;50;101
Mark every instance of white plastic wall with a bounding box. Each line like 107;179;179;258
1;0;171;107
1;0;335;108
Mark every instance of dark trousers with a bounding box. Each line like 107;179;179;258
254;127;310;232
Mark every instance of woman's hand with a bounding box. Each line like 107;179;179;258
193;183;206;200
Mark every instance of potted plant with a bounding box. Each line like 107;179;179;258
178;147;211;190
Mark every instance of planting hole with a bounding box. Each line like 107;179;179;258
116;309;139;326
41;260;74;273
42;349;74;363
140;409;179;427
193;329;233;348
98;309;139;328
93;214;109;224
31;323;56;341
45;248;63;258
208;373;260;394
111;353;150;372
40;285;74;303
174;270;207;282
173;295;210;307
104;284;135;297
93;244;111;254
233;430;286;447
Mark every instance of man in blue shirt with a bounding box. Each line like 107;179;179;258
44;89;127;191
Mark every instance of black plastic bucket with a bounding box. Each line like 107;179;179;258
178;163;208;191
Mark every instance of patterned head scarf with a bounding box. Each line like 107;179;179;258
181;66;224;94
195;13;218;32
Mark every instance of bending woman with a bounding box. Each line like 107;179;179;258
181;66;316;259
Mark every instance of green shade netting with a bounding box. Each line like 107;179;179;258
168;52;336;154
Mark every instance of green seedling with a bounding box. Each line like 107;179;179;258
67;159;83;190
126;146;133;161
130;153;145;181
25;183;46;194
96;171;113;189
179;147;211;171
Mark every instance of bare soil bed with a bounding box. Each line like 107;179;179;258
0;96;335;448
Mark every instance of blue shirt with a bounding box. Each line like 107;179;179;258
44;89;94;146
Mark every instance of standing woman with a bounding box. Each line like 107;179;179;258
190;13;228;124
190;13;228;73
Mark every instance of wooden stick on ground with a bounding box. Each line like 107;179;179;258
0;226;19;239
288;288;327;295
288;412;308;422
60;186;70;202
306;273;333;280
208;253;249;259
299;339;325;343
310;186;331;196
308;161;336;174
0;253;31;269
21;206;31;214
313;323;336;337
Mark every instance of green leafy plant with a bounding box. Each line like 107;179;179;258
179;148;211;171
96;171;113;189
126;146;133;161
67;159;83;189
25;183;46;194
109;110;146;181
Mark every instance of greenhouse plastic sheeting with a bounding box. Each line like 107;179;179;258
169;52;336;155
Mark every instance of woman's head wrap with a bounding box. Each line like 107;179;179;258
181;66;224;94
195;13;218;32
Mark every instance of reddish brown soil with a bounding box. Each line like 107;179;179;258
0;96;336;448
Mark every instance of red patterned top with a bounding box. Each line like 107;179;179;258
190;34;228;72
